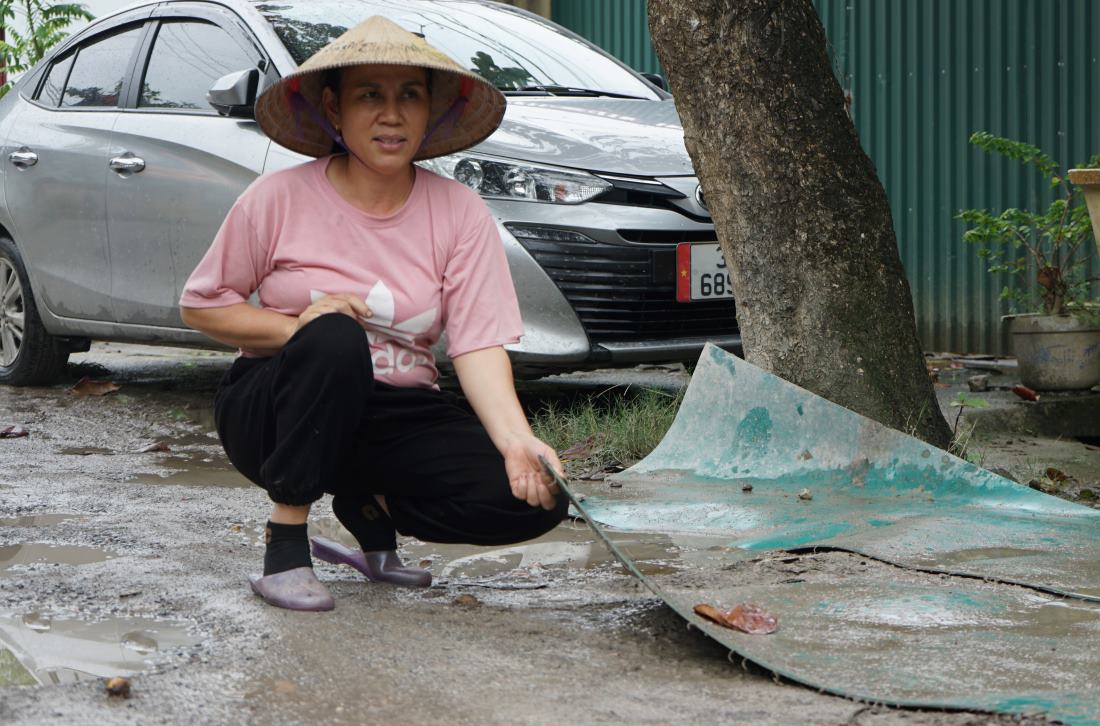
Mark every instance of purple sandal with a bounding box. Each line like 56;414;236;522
248;567;335;611
310;536;432;588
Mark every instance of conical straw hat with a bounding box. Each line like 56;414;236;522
254;15;506;161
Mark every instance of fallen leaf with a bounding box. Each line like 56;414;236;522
1029;478;1061;494
0;425;28;439
418;559;432;568
104;676;131;698
71;377;120;397
133;441;170;453
693;603;728;625
452;594;481;608
1011;385;1040;402
693;603;778;634
1044;467;1070;483
273;679;298;695
798;488;813;500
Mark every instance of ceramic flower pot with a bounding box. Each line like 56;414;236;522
1008;313;1100;390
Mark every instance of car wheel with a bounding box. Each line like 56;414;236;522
0;235;70;385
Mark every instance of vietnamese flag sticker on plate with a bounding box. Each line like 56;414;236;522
676;243;734;302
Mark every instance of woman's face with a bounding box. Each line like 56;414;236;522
322;64;431;178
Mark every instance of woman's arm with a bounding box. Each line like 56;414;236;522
180;294;373;357
452;346;563;510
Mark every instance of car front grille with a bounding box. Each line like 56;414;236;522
506;225;738;344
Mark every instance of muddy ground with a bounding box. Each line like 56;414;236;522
0;344;1072;724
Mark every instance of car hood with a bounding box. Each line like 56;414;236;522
472;97;694;178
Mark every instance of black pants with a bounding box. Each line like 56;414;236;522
213;313;566;546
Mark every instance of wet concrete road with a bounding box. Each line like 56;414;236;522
0;344;1048;724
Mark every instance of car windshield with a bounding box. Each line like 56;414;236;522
250;0;657;99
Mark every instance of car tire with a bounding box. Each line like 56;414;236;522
0;235;70;385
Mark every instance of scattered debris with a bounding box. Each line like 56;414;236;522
418;559;433;568
273;679;298;695
986;467;1017;483
577;461;626;481
1045;467;1070;483
741;482;753;492
70;377;121;397
558;433;607;461
104;676;131;698
451;594;481;608
798;449;813;460
693;603;778;634
1028;471;1072;494
1011;385;1040;402
133;441;170;453
1078;489;1096;501
0;425;28;439
798;488;813;500
967;374;990;392
608;480;622;488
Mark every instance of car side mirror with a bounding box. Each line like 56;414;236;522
640;72;668;92
207;68;259;118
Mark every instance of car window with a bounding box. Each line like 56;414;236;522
61;25;144;108
140;20;259;111
37;53;76;107
251;0;658;99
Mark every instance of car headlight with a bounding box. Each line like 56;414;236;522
418;154;612;204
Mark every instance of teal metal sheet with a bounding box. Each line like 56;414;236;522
559;344;1100;723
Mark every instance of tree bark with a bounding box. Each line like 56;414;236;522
649;0;952;448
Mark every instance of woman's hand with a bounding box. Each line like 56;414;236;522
296;293;373;334
502;435;563;510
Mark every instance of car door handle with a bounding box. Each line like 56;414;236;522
7;149;38;169
109;155;146;174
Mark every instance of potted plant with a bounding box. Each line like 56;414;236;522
959;132;1100;390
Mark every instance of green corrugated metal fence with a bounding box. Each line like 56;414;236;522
550;0;1100;354
551;0;663;76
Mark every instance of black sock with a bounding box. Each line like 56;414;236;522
263;521;312;576
331;495;398;552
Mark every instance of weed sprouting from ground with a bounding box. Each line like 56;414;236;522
532;388;684;467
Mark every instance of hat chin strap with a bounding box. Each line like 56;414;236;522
288;88;370;167
415;93;469;157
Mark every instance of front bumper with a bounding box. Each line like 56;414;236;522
488;183;741;373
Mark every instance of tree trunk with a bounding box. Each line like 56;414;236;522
649;0;952;449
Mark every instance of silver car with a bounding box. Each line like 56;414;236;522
0;0;738;385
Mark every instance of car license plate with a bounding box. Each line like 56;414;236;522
676;243;733;302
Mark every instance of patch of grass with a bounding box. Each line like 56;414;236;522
531;387;684;466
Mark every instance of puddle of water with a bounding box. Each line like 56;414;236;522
126;453;251;489
60;447;115;456
0;613;198;686
927;547;1047;566
305;517;724;585
0;514;81;527
0;543;111;573
187;405;216;432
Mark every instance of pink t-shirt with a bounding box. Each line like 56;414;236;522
180;155;524;389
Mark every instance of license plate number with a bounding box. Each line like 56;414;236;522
676;243;733;302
